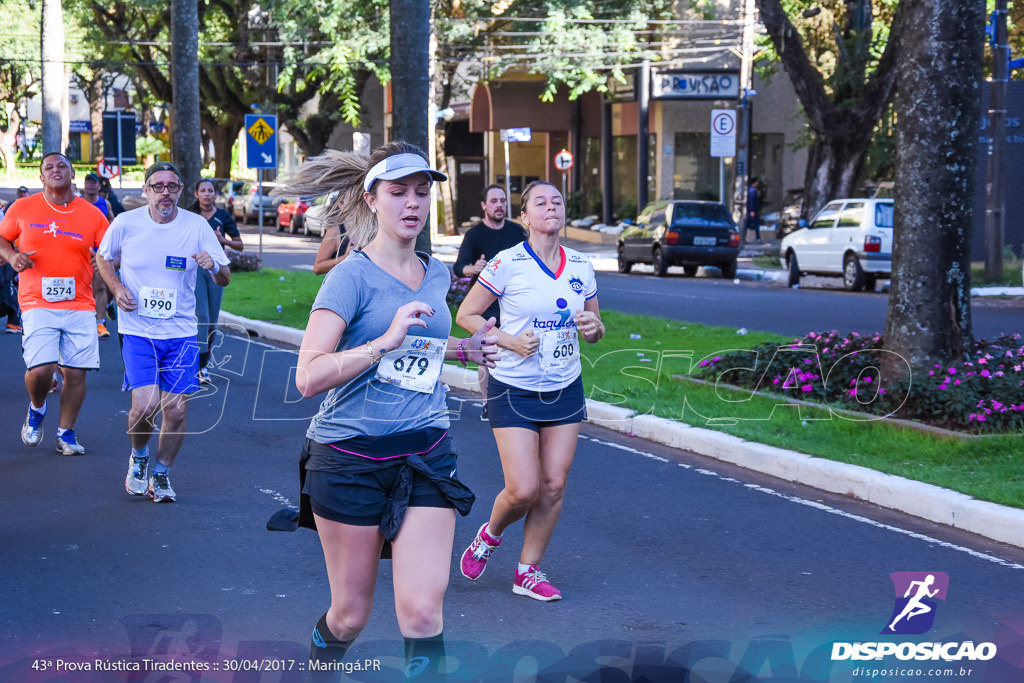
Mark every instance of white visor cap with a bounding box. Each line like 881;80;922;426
363;153;448;192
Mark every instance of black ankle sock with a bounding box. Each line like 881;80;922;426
403;632;446;681
309;612;354;663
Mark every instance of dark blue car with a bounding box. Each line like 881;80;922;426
617;200;741;277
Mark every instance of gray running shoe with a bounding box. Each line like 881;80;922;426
55;430;85;456
148;471;177;503
125;454;149;496
21;407;45;447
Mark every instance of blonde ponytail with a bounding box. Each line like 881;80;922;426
275;142;433;250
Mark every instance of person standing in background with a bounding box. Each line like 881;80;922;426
82;172;113;339
312;223;352;275
192;178;244;384
745;177;762;244
98;177;126;217
453;185;527;419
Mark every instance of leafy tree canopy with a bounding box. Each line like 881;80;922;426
0;0;42;116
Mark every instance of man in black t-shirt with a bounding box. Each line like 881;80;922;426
453;184;527;418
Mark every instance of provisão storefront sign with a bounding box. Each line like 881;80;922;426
652;70;740;100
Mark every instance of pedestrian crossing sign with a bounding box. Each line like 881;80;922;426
245;114;278;169
248;118;274;145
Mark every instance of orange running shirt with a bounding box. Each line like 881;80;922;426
0;193;109;312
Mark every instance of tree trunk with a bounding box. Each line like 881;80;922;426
389;0;431;252
800;130;868;217
87;76;104;163
434;68;456;235
882;0;984;379
170;0;201;207
203;114;243;180
756;0;902;218
201;128;211;169
435;123;456;235
281;87;345;158
40;0;65;155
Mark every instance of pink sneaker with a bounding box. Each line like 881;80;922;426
460;522;502;580
513;565;562;602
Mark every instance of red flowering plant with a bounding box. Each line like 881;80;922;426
693;330;1024;434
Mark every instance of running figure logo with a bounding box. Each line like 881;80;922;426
882;571;949;635
44;221;60;237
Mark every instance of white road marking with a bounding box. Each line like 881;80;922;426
580;434;1024;570
258;488;295;507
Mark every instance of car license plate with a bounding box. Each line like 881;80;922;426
694;236;716;246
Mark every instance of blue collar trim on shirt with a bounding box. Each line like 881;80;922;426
523;241;565;279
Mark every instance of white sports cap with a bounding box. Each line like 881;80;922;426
363;153;447;191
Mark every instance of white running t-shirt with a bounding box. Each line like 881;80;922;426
477;242;597;391
99;206;230;339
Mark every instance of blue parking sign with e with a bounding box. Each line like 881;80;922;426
245;114;277;169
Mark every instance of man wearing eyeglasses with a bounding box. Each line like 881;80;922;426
96;161;231;503
0;152;110;457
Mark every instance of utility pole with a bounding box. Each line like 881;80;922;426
985;0;1008;281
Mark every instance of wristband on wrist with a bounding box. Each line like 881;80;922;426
456;339;468;367
366;341;380;364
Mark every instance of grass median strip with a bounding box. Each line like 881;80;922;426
223;268;1024;510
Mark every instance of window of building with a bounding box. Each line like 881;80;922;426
673;133;726;202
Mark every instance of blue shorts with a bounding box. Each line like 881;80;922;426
121;334;199;394
486;375;586;431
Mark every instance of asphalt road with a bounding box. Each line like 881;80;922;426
233;223;1024;341
3;325;1024;682
594;271;1024;340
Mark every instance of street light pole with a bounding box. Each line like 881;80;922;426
985;0;1008;281
637;59;650;210
733;0;756;224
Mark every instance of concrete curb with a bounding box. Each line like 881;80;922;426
219;310;1024;551
220;311;304;347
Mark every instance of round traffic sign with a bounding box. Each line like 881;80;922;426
97;158;120;179
712;111;735;135
554;149;574;171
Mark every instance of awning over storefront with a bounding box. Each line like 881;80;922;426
469;81;602;137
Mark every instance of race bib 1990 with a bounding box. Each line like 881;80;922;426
42;276;76;303
374;335;446;393
138;286;177;319
538;327;578;370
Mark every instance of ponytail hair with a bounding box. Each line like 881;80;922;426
275;141;432;249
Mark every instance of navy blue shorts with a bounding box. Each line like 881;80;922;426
485;375;586;431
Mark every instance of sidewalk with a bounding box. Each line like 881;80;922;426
219;301;1024;552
